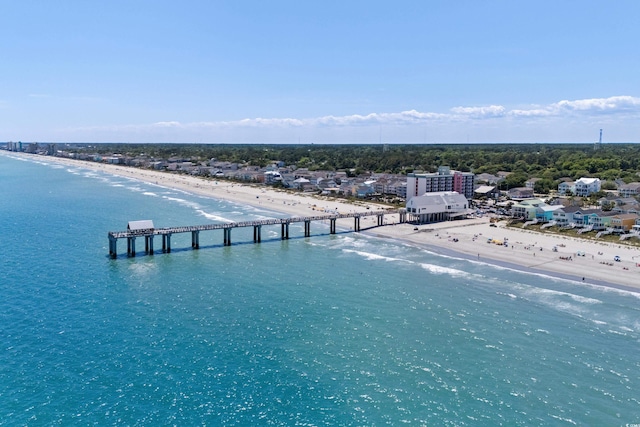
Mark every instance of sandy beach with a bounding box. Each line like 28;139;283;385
9;152;640;292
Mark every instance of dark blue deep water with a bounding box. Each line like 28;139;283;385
1;153;640;426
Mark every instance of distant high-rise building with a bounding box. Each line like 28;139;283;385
406;166;475;200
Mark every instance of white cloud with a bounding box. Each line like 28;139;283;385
153;121;182;127
508;108;553;118
58;95;640;143
550;96;640;114
450;105;506;118
211;110;447;128
502;96;640;119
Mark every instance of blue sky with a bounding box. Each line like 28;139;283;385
2;1;640;144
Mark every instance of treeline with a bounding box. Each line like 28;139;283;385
64;143;640;192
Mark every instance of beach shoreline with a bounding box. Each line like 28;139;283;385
6;151;640;292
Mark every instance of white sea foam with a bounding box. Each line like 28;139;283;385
418;262;472;278
250;214;277;221
523;287;602;305
162;196;201;210
342;248;409;264
580;282;640;300
196;210;233;223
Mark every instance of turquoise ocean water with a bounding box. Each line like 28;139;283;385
1;153;640;426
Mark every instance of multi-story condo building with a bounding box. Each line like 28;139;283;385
406;166;475;200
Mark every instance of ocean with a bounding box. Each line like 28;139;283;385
1;152;639;426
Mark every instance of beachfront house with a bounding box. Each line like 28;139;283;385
356;182;376;198
292;177;310;190
552;207;602;227
406;191;469;224
263;170;283;185
589;212;617;231
551;206;572;227
511;199;549;220
510;199;562;222
537;204;563;222
610;214;639;232
580;211;604;227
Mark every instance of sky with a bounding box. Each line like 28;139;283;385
2;0;640;144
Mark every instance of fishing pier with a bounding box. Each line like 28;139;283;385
108;209;406;259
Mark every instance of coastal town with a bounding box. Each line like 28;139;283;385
5;141;640;245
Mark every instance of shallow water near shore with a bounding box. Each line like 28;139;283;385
1;153;640;425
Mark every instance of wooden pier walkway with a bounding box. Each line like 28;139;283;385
108;209;406;258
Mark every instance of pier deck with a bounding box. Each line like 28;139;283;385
108;209;406;258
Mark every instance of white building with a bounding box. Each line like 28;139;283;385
574;177;601;197
558;177;601;197
406;166;475;200
406;191;469;224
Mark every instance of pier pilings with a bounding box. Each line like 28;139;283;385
109;235;118;259
127;236;136;257
108;208;405;258
163;234;172;253
281;222;289;240
146;235;154;255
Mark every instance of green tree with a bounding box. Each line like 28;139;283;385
601;200;614;211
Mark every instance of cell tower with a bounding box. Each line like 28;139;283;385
594;129;602;150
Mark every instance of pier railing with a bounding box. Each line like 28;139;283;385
108;209;406;258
